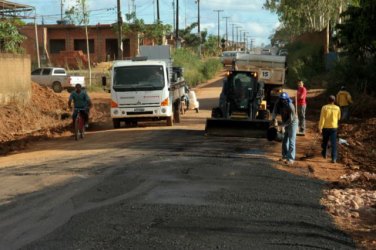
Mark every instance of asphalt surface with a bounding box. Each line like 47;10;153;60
0;77;355;250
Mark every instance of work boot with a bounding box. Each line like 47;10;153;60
321;151;327;159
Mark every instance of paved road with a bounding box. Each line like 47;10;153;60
0;77;354;249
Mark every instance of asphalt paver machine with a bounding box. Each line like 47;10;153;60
205;70;271;137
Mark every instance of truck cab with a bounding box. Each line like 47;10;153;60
108;46;187;128
110;59;176;128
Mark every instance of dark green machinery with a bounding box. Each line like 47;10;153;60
205;70;271;137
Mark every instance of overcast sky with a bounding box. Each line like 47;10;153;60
17;0;279;46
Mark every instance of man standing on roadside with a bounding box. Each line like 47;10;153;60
336;86;353;121
297;80;307;135
272;92;299;165
319;95;341;163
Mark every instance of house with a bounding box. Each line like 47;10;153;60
19;24;143;68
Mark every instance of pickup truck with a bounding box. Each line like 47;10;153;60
31;67;85;93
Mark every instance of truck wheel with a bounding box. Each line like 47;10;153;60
166;116;173;126
174;101;181;123
113;118;121;129
52;82;63;93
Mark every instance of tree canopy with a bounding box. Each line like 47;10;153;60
264;0;359;43
0;20;25;54
336;0;376;61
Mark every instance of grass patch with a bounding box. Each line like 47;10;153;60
172;48;222;87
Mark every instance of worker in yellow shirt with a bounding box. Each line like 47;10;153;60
319;95;341;163
336;86;353;121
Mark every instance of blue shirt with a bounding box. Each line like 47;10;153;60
69;91;90;109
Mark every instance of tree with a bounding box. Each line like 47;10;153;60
64;0;89;25
336;0;376;61
144;21;172;45
264;0;359;36
0;20;25;53
202;34;221;56
334;0;376;94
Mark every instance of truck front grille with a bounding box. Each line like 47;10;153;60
127;111;154;115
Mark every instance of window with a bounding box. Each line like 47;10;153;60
49;39;66;53
74;39;94;53
42;68;52;75
31;69;42;75
53;69;66;75
114;66;165;91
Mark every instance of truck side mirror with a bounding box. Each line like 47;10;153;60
101;76;107;86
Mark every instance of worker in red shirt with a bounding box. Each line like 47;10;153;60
297;80;307;135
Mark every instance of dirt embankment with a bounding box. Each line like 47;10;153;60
0;83;110;155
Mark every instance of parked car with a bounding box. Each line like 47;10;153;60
31;67;85;93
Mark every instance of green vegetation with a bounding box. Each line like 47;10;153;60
264;0;358;44
172;48;222;87
334;0;376;94
284;42;325;88
0;20;25;54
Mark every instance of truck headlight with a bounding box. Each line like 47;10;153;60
161;108;166;113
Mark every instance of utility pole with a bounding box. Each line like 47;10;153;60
223;16;230;45
60;0;64;21
156;0;160;22
239;30;242;49
176;0;179;48
235;26;240;50
231;23;235;48
250;38;254;51
243;31;248;51
172;0;175;32
196;0;201;57
117;0;123;59
213;10;223;48
34;10;40;68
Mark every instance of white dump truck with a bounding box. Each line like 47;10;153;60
234;53;287;109
103;45;188;128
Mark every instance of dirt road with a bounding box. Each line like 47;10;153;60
0;75;355;249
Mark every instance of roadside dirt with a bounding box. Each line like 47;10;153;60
272;89;376;249
0;76;375;249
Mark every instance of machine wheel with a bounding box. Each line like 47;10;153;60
257;110;270;120
52;81;63;93
211;107;222;118
180;100;186;115
166;116;173;126
113;118;121;128
174;101;181;123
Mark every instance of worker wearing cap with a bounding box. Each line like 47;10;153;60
319;95;341;163
271;92;299;165
336;86;352;121
297;80;307;135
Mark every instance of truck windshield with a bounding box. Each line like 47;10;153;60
114;65;165;91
